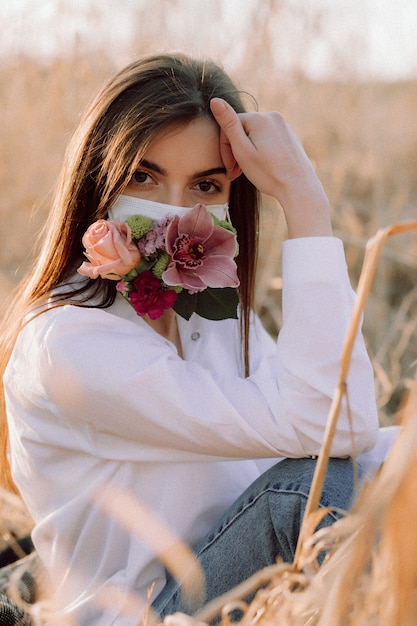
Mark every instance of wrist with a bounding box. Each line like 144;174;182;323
277;182;332;238
283;200;333;239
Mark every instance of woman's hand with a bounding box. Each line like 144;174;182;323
210;98;332;238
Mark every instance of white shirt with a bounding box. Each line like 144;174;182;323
4;237;378;624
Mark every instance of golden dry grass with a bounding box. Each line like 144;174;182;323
1;2;417;622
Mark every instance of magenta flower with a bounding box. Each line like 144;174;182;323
162;204;239;293
129;271;178;319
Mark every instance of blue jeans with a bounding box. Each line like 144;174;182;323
153;457;357;618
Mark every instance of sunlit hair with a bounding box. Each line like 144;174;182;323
0;53;259;491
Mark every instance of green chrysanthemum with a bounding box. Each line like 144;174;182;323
126;214;153;239
152;251;170;279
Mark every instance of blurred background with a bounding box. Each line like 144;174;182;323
1;0;417;423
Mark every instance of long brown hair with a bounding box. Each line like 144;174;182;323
0;54;259;491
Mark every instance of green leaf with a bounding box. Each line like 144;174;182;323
174;287;240;321
136;258;154;273
173;290;197;320
195;288;239;320
123;268;140;281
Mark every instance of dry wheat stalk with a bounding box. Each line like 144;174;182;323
293;220;417;567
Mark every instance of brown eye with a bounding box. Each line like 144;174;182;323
196;180;221;194
132;171;152;185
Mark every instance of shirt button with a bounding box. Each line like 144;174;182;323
191;332;200;341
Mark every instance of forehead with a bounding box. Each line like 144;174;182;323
143;117;223;172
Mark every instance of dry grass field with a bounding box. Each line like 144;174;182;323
1;3;417;622
1;53;416;424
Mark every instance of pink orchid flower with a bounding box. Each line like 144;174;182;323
162;204;239;293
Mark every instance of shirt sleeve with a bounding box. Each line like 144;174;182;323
8;237;378;462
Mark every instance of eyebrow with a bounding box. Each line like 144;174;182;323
139;159;227;179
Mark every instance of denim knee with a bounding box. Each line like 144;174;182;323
197;457;355;562
154;457;357;618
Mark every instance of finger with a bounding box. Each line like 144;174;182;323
217;128;238;175
226;162;243;182
210;99;243;180
210;98;242;136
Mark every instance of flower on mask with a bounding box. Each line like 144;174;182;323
163;204;239;293
129;271;178;320
78;203;240;321
78;219;141;280
138;215;173;257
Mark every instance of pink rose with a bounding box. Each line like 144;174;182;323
129;271;178;319
78;219;141;280
162;204;239;293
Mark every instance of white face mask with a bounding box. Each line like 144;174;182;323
109;194;230;223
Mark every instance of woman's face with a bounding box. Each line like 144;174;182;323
124;117;231;207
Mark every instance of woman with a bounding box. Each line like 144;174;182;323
0;54;378;624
